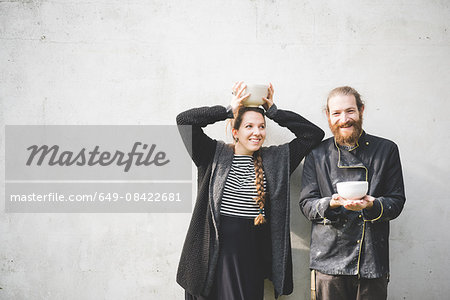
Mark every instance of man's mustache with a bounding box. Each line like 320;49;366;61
338;120;356;128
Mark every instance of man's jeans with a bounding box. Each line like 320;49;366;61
312;270;388;300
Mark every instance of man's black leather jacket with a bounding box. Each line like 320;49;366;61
299;131;406;278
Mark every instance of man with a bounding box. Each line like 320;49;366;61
299;86;406;300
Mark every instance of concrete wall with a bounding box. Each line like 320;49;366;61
1;0;449;299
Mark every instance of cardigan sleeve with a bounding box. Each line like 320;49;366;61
176;105;231;167
265;105;325;174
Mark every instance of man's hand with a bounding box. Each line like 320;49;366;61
330;194;376;211
329;194;346;209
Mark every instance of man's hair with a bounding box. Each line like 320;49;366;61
326;86;364;112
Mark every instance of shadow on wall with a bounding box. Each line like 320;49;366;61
386;159;450;299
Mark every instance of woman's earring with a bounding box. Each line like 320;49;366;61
234;137;239;143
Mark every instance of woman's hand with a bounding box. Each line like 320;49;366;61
231;81;250;114
262;83;274;111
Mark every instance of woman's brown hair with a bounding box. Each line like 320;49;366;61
232;106;267;226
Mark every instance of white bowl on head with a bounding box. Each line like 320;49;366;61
242;84;268;107
336;181;368;200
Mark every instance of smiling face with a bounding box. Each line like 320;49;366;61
232;110;266;155
327;94;364;146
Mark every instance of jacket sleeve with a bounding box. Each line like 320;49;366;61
176;105;231;167
299;151;342;223
363;144;406;222
266;105;324;174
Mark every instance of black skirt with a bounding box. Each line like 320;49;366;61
185;215;270;300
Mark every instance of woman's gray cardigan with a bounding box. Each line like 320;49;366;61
176;104;324;298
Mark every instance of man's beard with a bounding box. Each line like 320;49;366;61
328;116;363;146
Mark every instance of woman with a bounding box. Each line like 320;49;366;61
176;82;324;299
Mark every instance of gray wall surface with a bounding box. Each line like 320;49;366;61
1;0;449;299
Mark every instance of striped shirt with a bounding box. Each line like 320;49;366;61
220;155;267;219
